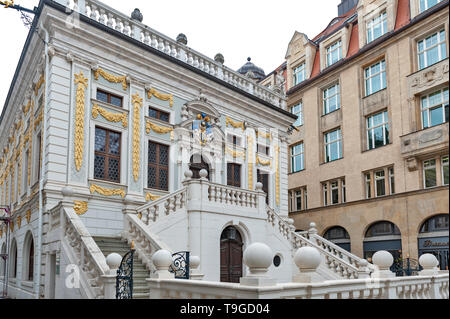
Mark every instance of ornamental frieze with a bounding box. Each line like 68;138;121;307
408;59;449;97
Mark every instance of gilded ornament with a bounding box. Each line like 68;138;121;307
0;227;2;238
137;212;142;220
226;117;245;131
147;88;173;107
247;135;253;190
275;145;280;206
90;184;125;198
17;216;21;229
146;121;174;140
145;192;161;201
94;68;127;91
226;146;245;159
34;108;43;130
132;93;143;182
256;130;271;140
25;209;31;223
23;99;32;115
10;221;14;232
92;103;128;128
34;74;45;96
73;201;88;216
256;155;271;167
74;71;88;171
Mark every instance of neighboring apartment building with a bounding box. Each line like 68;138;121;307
283;0;449;268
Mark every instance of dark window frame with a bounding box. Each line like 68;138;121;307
96;89;123;107
227;163;241;188
149;107;170;123
94;126;121;183
147;141;169;191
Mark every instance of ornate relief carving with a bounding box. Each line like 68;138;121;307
74;72;88;172
90;184;125;198
247;136;253;190
147;88;173;107
22;100;33;115
146;192;161;201
146;121;174;140
94;68;127;90
17;216;21;229
409;60;449;96
419;129;443;144
226;117;245;131
34;74;45;96
256;155;271;166
74;201;88;215
34;108;43;130
10;221;14;232
406;157;418;172
25;209;31;223
225;146;245;159
132;93;143;182
92;103;128;128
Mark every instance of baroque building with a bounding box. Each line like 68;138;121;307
283;0;448;269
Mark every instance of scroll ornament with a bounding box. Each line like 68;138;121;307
146;192;161;201
90;184;125;198
146;121;174;140
74;201;88;216
147;88;173;107
92;103;128;128
94;68;127;91
226;117;245;131
74;72;88;171
132;93;143;182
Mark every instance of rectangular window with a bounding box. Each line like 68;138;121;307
441;156;449;186
421;88;449;129
323;83;340;114
257;169;269;204
375;170;386;197
367;11;387;43
96;89;123;107
227;135;241;146
293;63;306;85
420;0;443;12
257;144;270;156
367;111;389;150
342;180;346;203
326;40;342;66
36;133;42;182
147;141;169;191
294;188;307;211
227;163;241;187
291;102;303;127
331;181;339;205
365;173;372;199
418;30;447;70
423;159;437;188
94;127;121;183
389;167;395;194
291;143;304;173
324;129;342;162
365;60;386;96
23;151;29;194
323;184;328;206
149;107;170;122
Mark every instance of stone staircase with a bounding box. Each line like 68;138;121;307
93;237;151;299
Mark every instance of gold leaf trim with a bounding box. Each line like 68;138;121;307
90;184;125;198
137;212;142;220
132;93;143;182
74;201;88;216
247;135;253;190
25;209;31;223
74;72;88;171
275;145;280;206
34;108;43;130
146;121;174;140
23;99;33;115
10;221;14;232
226;146;245;160
147;88;173;107
256;130;271;140
256;155;271;166
92;103;128;128
226;117;245;131
145;192;161;201
34;74;45;96
94;68;127;91
17;216;21;229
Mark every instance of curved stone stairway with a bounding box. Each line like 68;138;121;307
93;237;150;299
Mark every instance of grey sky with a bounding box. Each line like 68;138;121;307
0;0;340;112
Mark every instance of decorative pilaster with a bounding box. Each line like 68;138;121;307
74;72;88;171
247;135;253;190
132;93;143;182
274;144;280;206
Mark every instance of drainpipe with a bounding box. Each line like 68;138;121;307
35;19;49;299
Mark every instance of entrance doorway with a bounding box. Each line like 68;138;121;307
418;214;449;270
189;154;210;180
220;226;243;283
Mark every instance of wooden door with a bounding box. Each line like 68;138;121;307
220;226;243;283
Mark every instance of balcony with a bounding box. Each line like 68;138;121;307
407;59;449;98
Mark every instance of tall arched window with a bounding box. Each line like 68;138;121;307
9;239;17;279
23;232;35;281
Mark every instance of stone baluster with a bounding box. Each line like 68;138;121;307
164;40;171;55
123;21;131;36
143;31;150;45
99;9;106;24
115;17;122;32
151;34;157;48
106;13;114;28
89;3;97;19
187;52;193;65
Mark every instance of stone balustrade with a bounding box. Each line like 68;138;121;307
57;0;286;108
207;182;258;208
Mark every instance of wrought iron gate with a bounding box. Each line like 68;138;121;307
392;257;422;276
169;251;190;279
116;249;134;299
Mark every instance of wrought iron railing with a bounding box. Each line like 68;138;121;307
169;251;190;279
116;248;135;299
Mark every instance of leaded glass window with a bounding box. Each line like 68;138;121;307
148;141;169;191
227;163;241;188
96;89;123;107
94;127;121;183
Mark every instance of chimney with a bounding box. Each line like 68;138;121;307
338;0;358;16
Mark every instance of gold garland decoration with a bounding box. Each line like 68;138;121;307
10;221;14;232
74;201;88;215
256;130;271;140
74;72;88;172
256;155;271;167
226;117;245;131
275;144;280;206
146;121;174;140
90;184;125;198
132;93;143;182
146;192;161;201
94;68;127;91
226;146;245;160
92;103;128;128
34;74;45;96
23;99;33;115
247;136;253;190
17;216;22;229
27;100;34;186
34;108;43;130
10;163;14;204
25;209;31;223
17;118;24;198
147;88;173;107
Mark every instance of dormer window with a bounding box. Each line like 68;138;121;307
419;0;443;13
326;40;342;66
367;11;387;43
293;63;306;85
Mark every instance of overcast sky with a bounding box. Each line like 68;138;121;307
0;0;340;111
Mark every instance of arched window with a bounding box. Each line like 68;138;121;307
418;214;449;270
420;214;449;233
9;239;17;279
365;221;401;238
324;226;351;252
23;232;34;281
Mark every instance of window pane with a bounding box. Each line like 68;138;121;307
108;157;120;182
376;178;386;196
96;91;108;103
149;108;158;118
108;132;120;155
430;107;444;127
110;95;122;107
332;188;339;204
95;128;106;152
160;112;169;122
148;142;157;164
159;168;168;190
147;166;156;188
94;155;105;179
425;168;437;187
373;126;385;148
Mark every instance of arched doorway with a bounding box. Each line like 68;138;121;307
363;221;402;272
220;226;243;283
418;214;449;270
0;243;6;279
189;154;210;180
324;226;351;252
23;232;34;281
9;239;17;279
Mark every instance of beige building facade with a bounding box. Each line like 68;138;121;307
283;0;449;268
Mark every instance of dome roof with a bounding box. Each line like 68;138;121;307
237;57;266;81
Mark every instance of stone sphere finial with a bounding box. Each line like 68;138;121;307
184;170;193;179
372;251;394;270
152;250;173;271
106;253;122;270
131;8;143;22
294;247;321;271
255;182;263;191
419;253;439;269
189;256;200;270
214;53;224;64
243;243;273;275
176;33;188;45
199;169;208;179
